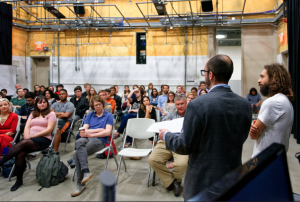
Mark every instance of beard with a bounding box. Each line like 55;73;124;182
205;74;211;89
260;83;270;97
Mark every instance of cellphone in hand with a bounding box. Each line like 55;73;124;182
79;127;85;131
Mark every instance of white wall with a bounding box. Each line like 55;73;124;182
217;46;242;95
13;54;208;94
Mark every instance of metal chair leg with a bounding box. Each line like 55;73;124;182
116;156;123;185
113;154;118;169
8;164;15;182
26;157;31;170
147;166;151;187
122;156;127;172
63;131;72;154
72;167;76;182
152;171;156;186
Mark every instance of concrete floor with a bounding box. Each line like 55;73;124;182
1;123;300;201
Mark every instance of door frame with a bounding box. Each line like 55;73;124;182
30;55;51;90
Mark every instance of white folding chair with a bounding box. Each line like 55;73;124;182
9;120;59;181
116;118;155;186
71;130;122;181
63;109;77;154
11;106;16;113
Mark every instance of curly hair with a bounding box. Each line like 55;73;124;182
264;63;294;101
249;88;257;96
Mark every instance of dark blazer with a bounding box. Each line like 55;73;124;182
70;96;89;118
165;86;252;200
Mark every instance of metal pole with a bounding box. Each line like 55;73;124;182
20;8;52;29
216;0;218;25
57;31;60;84
184;27;187;88
24;33;34;80
136;3;151;27
240;0;247;24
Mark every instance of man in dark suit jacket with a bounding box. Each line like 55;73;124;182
159;54;252;200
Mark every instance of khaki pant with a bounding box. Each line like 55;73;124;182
148;140;188;188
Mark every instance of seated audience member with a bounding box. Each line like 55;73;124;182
71;95;113;197
182;86;188;96
70;86;89;123
176;85;185;96
10;88;26;110
104;89;116;113
191;87;198;98
82;83;91;98
97;90;112;113
186;92;195;104
110;86;122;111
23;88;29;95
146;83;154;96
131;85;139;100
139;96;157;121
122;85;131;109
246;87;262;114
40;85;45;94
0;98;18;155
250;64;294;157
114;85;123;98
17;92;36;134
13;84;21;98
158;84;164;96
149;88;159;107
163;91;176;117
140;85;147;96
1;89;12;100
113;87;144;143
34;85;42;96
51;89;75;150
199;89;207;95
55;84;64;97
87;87;97;103
197;81;207;96
148;95;188;197
157;85;169;115
44;89;57;106
0;96;56;191
47;86;59;100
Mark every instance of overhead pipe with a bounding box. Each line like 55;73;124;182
24;33;34;79
57;31;60;84
240;0;247;24
184;27;187;89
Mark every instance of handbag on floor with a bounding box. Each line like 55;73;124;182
1;158;15;178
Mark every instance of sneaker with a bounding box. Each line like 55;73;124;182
71;184;86;197
81;172;93;185
67;158;75;168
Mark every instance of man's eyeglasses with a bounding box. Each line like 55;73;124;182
201;70;216;76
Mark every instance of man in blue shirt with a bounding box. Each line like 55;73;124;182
246;87;262;114
71;95;113;197
157;85;169;116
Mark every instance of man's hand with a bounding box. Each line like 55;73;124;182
80;130;91;138
255;103;260;107
250;121;260;140
251;104;253;108
159;129;168;141
6;131;14;136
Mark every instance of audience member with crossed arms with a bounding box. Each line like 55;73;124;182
148;95;188;197
50;89;75;151
71;95;113;197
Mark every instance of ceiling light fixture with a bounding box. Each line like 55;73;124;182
216;34;226;39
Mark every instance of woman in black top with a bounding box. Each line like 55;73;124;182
138;96;156;121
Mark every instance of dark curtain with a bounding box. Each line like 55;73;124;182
0;2;12;65
287;0;300;143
